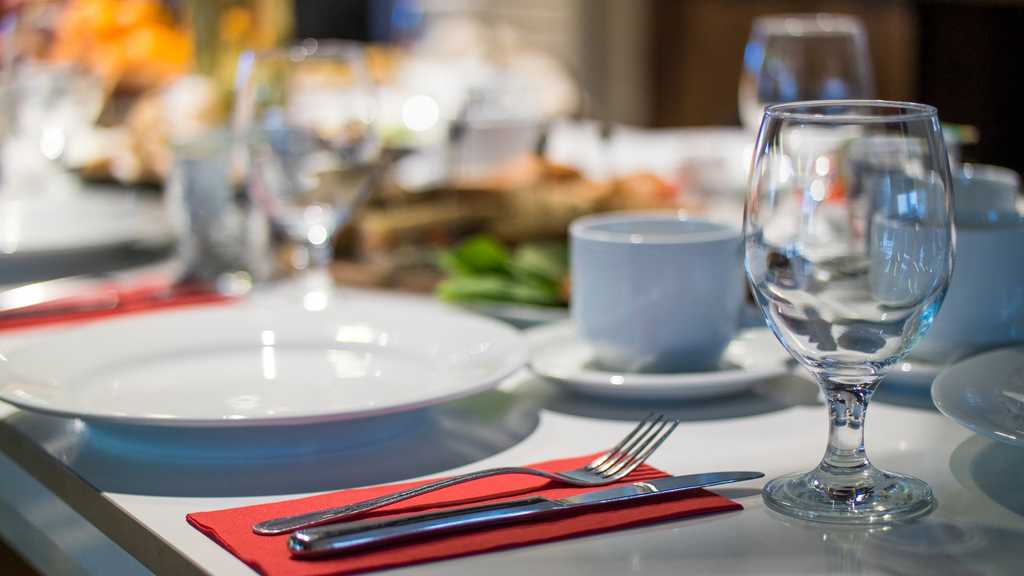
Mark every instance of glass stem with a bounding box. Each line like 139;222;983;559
821;385;873;473
291;240;333;271
290;239;334;291
306;240;334;270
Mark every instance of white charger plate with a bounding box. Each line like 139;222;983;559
526;321;790;399
932;346;1024;447
0;291;526;427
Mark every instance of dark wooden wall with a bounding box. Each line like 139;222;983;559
917;2;1024;174
651;0;918;126
650;0;1024;175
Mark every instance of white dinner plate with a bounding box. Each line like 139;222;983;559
526;321;791;400
0;184;172;256
0;290;526;426
932;346;1024;447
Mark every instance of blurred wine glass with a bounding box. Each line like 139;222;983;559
234;40;380;284
0;1;103;186
739;14;874;130
745;100;954;523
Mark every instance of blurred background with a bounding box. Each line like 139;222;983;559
3;0;1017;171
303;0;1020;173
0;0;1021;306
0;4;1022;568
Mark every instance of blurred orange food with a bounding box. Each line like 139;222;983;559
49;0;191;91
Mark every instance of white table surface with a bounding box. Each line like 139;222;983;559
1;295;1022;576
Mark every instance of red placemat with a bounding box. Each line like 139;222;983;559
187;453;742;575
0;280;234;332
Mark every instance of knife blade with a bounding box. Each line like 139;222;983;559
288;471;763;558
0;275;104;314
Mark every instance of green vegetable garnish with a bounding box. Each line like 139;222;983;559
509;242;568;285
440;235;511;275
436;235;568;307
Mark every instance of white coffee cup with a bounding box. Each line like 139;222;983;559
570;212;745;373
912;215;1024;363
953;163;1019;225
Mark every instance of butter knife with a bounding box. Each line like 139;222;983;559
289;471;763;558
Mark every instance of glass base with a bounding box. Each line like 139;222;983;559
763;465;935;524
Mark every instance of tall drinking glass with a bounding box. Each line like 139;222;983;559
739;14;874;131
745;101;954;523
234;41;379;283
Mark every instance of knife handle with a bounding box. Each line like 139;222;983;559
289;496;564;558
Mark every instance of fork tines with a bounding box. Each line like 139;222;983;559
591;413;680;479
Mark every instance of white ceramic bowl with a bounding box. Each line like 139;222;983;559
914;216;1024;363
953;163;1020;225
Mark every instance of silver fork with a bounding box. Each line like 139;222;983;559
253;414;680;535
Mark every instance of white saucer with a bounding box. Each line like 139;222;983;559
932;346;1024;448
0;289;526;427
526;321;791;400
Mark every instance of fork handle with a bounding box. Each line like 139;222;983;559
252;466;568;535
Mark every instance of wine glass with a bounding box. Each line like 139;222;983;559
745;101;954;523
1;3;104;171
739;14;874;131
234;41;379;283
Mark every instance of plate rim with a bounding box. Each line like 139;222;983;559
0;295;527;427
931;346;1024;447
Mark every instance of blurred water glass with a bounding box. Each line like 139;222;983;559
234;41;380;276
739;14;874;130
12;63;102;160
165;132;262;294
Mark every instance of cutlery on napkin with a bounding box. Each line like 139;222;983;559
0;275;234;331
255;413;679;534
187;453;749;576
290;471;764;558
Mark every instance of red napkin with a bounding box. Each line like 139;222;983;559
0;279;234;332
187;454;742;575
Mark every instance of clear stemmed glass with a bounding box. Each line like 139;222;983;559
739;14;874;131
234;41;379;283
744;100;955;523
